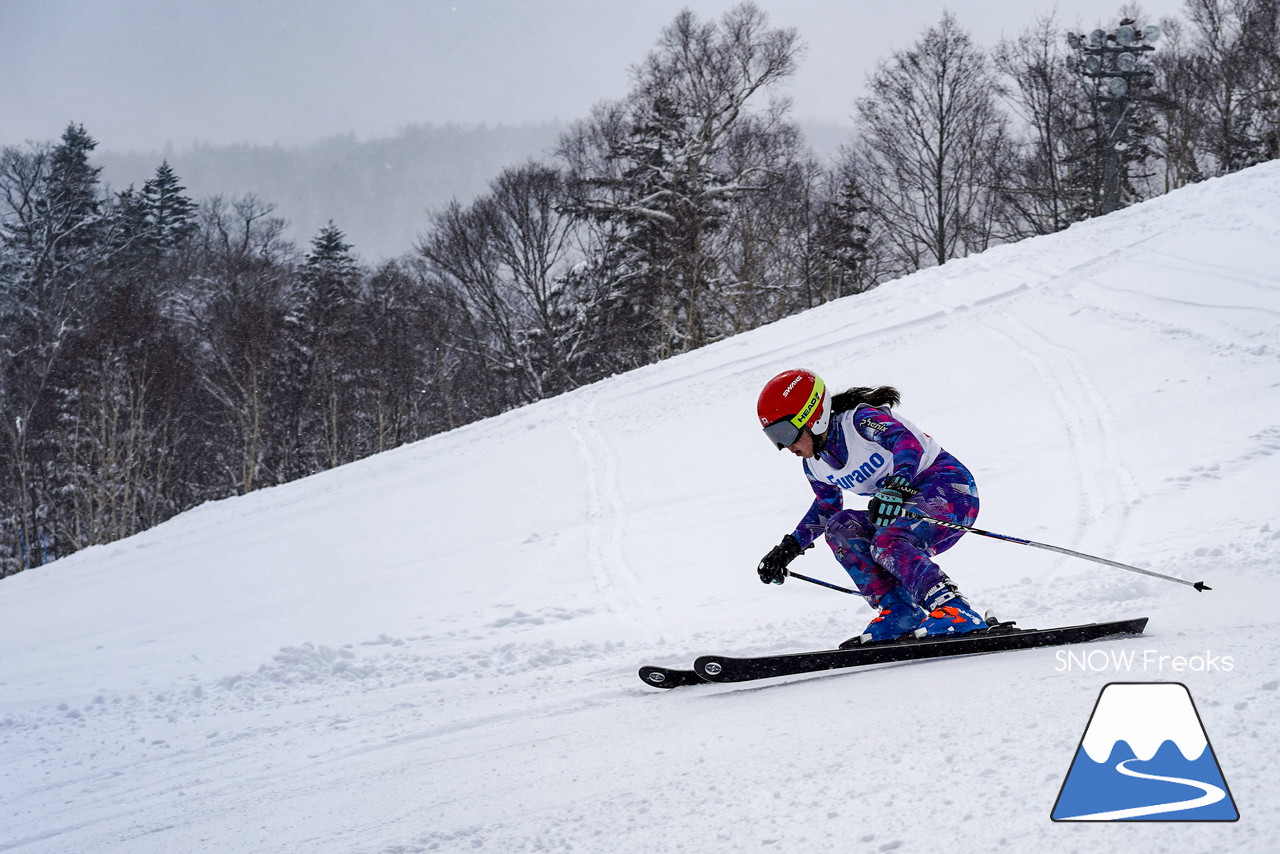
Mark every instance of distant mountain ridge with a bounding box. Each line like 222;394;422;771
94;120;851;263
96;122;567;262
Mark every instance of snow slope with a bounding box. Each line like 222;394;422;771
3;163;1279;853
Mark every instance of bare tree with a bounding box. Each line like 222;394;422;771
718;121;839;330
420;162;582;405
1149;17;1212;190
183;195;295;493
993;15;1088;235
852;13;1012;272
481;164;581;395
1184;0;1280;172
356;260;433;452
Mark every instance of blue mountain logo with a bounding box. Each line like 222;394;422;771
1052;682;1238;821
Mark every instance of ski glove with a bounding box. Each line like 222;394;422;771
758;534;804;584
868;475;915;527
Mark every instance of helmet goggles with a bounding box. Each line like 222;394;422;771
763;417;804;449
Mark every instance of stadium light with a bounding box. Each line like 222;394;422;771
1064;18;1161;214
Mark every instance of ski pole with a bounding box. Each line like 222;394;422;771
785;569;858;595
903;511;1212;592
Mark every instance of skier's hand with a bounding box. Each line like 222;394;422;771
757;534;803;584
868;475;914;527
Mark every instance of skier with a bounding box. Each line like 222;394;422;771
754;369;988;644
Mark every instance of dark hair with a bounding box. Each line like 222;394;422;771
830;386;901;415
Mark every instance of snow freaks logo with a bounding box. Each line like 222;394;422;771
1054;648;1234;673
1051;682;1239;822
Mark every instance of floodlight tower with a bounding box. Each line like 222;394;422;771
1065;20;1161;214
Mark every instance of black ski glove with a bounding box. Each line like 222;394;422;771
868;475;915;527
758;534;804;585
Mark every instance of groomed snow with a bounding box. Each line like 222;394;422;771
3;163;1278;852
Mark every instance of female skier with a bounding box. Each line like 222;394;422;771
754;368;988;644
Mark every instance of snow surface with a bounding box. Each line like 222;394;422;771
3;163;1279;852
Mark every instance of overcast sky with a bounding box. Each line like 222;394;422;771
3;0;1188;154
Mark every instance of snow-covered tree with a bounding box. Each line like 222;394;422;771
0;125;113;571
560;1;802;358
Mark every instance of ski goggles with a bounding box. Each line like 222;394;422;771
763;417;804;450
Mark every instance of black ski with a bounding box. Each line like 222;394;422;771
689;617;1148;685
638;665;706;689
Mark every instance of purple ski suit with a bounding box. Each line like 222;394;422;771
789;405;979;608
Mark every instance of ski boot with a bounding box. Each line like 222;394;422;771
916;579;988;638
852;587;926;645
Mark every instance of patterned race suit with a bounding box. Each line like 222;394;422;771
789;405;979;607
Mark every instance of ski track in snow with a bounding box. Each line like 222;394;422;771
565;389;661;634
1011;304;1140;516
977;306;1136;550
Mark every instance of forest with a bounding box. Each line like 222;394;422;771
2;0;1277;575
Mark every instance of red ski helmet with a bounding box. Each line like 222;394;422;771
757;369;830;449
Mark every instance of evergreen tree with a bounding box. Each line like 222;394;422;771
813;166;878;299
299;222;361;329
288;222;364;471
36;123;105;282
108;185;152;265
141;161;197;253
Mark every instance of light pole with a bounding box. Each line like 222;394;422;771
1065;20;1161;214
